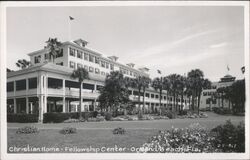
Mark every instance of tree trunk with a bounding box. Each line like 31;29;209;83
197;93;201;115
138;88;141;114
142;88;145;115
79;83;83;119
159;89;162;115
181;92;184;113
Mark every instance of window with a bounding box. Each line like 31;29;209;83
34;55;41;64
7;82;14;92
101;71;106;76
95;68;100;74
89;54;94;62
95;57;100;64
45;53;50;60
101;61;105;68
96;85;104;91
56;62;63;66
128;90;132;95
16;79;26;91
82;83;95;90
106;63;109;69
164;96;166;100
70;61;75;69
28;77;37;89
146;93;149;98
155;95;159;99
151;94;155;98
77;51;82;59
69;48;76;56
206;99;210;104
208;92;211;96
77;63;83;69
110;64;114;70
130;71;133;76
56;49;63;58
203;92;207;96
212;99;216;104
84;53;89;60
89;66;94;72
84;65;88;71
48;77;63;89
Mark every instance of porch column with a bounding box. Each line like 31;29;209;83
14;98;17;114
62;97;66;112
38;95;44;123
26;97;29;114
93;99;97;111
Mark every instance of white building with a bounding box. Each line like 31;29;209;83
7;38;191;122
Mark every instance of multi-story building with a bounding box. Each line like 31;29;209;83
7;38;191;122
200;74;236;110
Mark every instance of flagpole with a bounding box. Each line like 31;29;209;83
68;17;71;41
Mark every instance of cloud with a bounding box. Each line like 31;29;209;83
129;29;220;61
209;42;228;49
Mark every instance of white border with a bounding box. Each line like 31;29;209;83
0;1;249;160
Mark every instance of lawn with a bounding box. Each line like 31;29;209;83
7;112;245;153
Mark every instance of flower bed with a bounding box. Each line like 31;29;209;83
140;121;244;153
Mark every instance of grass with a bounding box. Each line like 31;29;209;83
7;112;245;153
8;128;158;153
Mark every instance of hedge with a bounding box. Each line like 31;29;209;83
7;114;39;123
43;112;94;123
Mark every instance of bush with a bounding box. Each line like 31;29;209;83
60;127;77;134
7;114;38;123
113;127;126;135
211;120;245;152
212;107;231;115
178;110;188;116
16;126;39;134
163;110;175;119
93;111;98;118
141;123;217;153
43;112;94;123
104;112;112;121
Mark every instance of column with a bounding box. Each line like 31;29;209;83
93;99;96;111
26;97;29;114
38;96;44;123
62;97;66;112
14;98;17;114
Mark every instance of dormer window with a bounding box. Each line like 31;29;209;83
34;55;41;64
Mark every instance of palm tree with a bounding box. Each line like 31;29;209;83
45;38;62;63
163;77;171;110
167;74;182;114
179;75;187;114
187;69;204;113
71;67;89;119
152;77;164;115
16;59;30;69
141;76;151;114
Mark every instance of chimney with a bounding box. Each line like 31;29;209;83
74;39;88;47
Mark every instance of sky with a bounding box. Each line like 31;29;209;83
6;6;245;82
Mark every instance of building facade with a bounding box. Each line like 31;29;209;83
199;74;236;110
7;38;191;122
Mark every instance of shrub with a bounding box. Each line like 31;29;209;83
104;112;112;121
211;120;245;152
7;114;38;123
60;127;77;134
16;126;39;134
212;107;231;115
113;127;126;135
43;112;94;123
63;118;82;123
141;123;217;153
93;111;98;118
164;110;175;119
